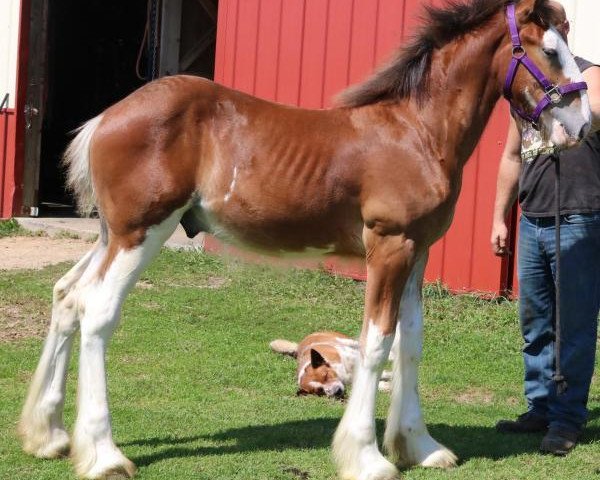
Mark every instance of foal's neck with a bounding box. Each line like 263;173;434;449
417;18;505;172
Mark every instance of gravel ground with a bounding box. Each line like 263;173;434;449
0;236;92;270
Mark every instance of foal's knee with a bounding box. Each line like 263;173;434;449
396;319;422;357
78;291;122;339
51;283;81;336
362;322;395;370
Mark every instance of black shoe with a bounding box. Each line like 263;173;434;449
496;411;549;433
540;427;580;456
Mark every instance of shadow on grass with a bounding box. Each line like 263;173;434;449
124;416;600;468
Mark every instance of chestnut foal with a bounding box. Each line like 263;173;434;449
19;0;590;479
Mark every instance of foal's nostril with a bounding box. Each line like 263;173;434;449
579;125;588;141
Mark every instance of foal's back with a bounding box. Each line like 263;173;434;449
91;75;378;255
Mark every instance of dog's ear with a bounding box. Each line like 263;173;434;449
310;349;326;368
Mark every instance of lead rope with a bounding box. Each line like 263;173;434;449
552;154;567;395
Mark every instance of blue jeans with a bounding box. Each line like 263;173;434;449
518;213;600;432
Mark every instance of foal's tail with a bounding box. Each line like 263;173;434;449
63;115;104;216
269;339;299;358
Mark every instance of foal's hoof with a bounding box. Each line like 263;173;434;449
338;456;400;480
72;446;136;479
419;446;458;469
102;464;137;480
20;426;70;459
387;434;457;469
78;461;136;480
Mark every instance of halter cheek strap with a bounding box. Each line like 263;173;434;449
503;3;588;125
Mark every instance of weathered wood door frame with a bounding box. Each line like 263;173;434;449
21;0;48;216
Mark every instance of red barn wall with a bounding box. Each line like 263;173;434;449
1;0;29;219
0;109;19;218
214;0;512;294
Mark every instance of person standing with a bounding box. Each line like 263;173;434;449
491;2;600;456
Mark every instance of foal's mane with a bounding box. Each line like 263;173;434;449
337;0;555;108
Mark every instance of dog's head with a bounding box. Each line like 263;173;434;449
297;348;345;398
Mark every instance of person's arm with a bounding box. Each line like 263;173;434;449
583;66;600;133
491;116;522;257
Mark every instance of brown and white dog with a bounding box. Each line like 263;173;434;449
270;331;391;398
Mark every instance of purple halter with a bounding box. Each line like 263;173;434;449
503;3;588;126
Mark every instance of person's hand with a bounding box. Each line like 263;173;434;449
491;221;510;256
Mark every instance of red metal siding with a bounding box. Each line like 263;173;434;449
0;0;29;219
214;0;510;294
0;109;18;218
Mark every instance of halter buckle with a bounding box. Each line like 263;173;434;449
545;85;563;105
512;45;526;59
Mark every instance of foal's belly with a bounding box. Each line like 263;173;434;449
193;197;365;258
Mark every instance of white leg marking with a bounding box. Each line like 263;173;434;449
19;247;98;458
383;255;457;468
333;322;399;480
71;210;183;479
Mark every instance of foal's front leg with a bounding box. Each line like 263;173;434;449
383;254;457;468
333;231;415;480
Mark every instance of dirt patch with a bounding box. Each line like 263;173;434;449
135;280;154;289
0;301;50;342
454;387;495;405
0;236;92;270
164;276;230;289
282;467;310;480
0;235;93;342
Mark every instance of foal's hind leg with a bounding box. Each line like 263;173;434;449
383;254;457;468
19;246;99;458
333;231;415;480
70;211;183;479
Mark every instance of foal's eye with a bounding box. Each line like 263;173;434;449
543;48;558;58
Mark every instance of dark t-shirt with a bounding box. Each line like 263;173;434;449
518;57;600;217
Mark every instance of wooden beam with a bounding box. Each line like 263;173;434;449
195;0;217;22
179;26;216;72
159;0;183;76
21;0;48;214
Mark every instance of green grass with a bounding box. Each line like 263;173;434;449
1;249;600;479
0;219;25;237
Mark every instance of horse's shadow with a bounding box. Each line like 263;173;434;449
124;410;600;468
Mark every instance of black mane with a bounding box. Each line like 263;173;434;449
337;0;555;107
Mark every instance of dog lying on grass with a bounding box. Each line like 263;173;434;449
270;331;391;398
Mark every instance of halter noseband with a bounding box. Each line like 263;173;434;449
503;3;588;126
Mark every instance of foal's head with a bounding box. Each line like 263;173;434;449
338;0;590;148
496;0;591;145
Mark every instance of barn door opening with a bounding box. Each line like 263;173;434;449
161;0;218;78
28;0;218;217
32;0;147;215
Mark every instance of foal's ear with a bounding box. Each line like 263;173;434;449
310;349;327;368
516;0;538;21
528;0;556;28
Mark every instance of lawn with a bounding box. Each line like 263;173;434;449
1;247;600;479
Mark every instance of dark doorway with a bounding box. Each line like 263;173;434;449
37;0;218;216
39;0;148;214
